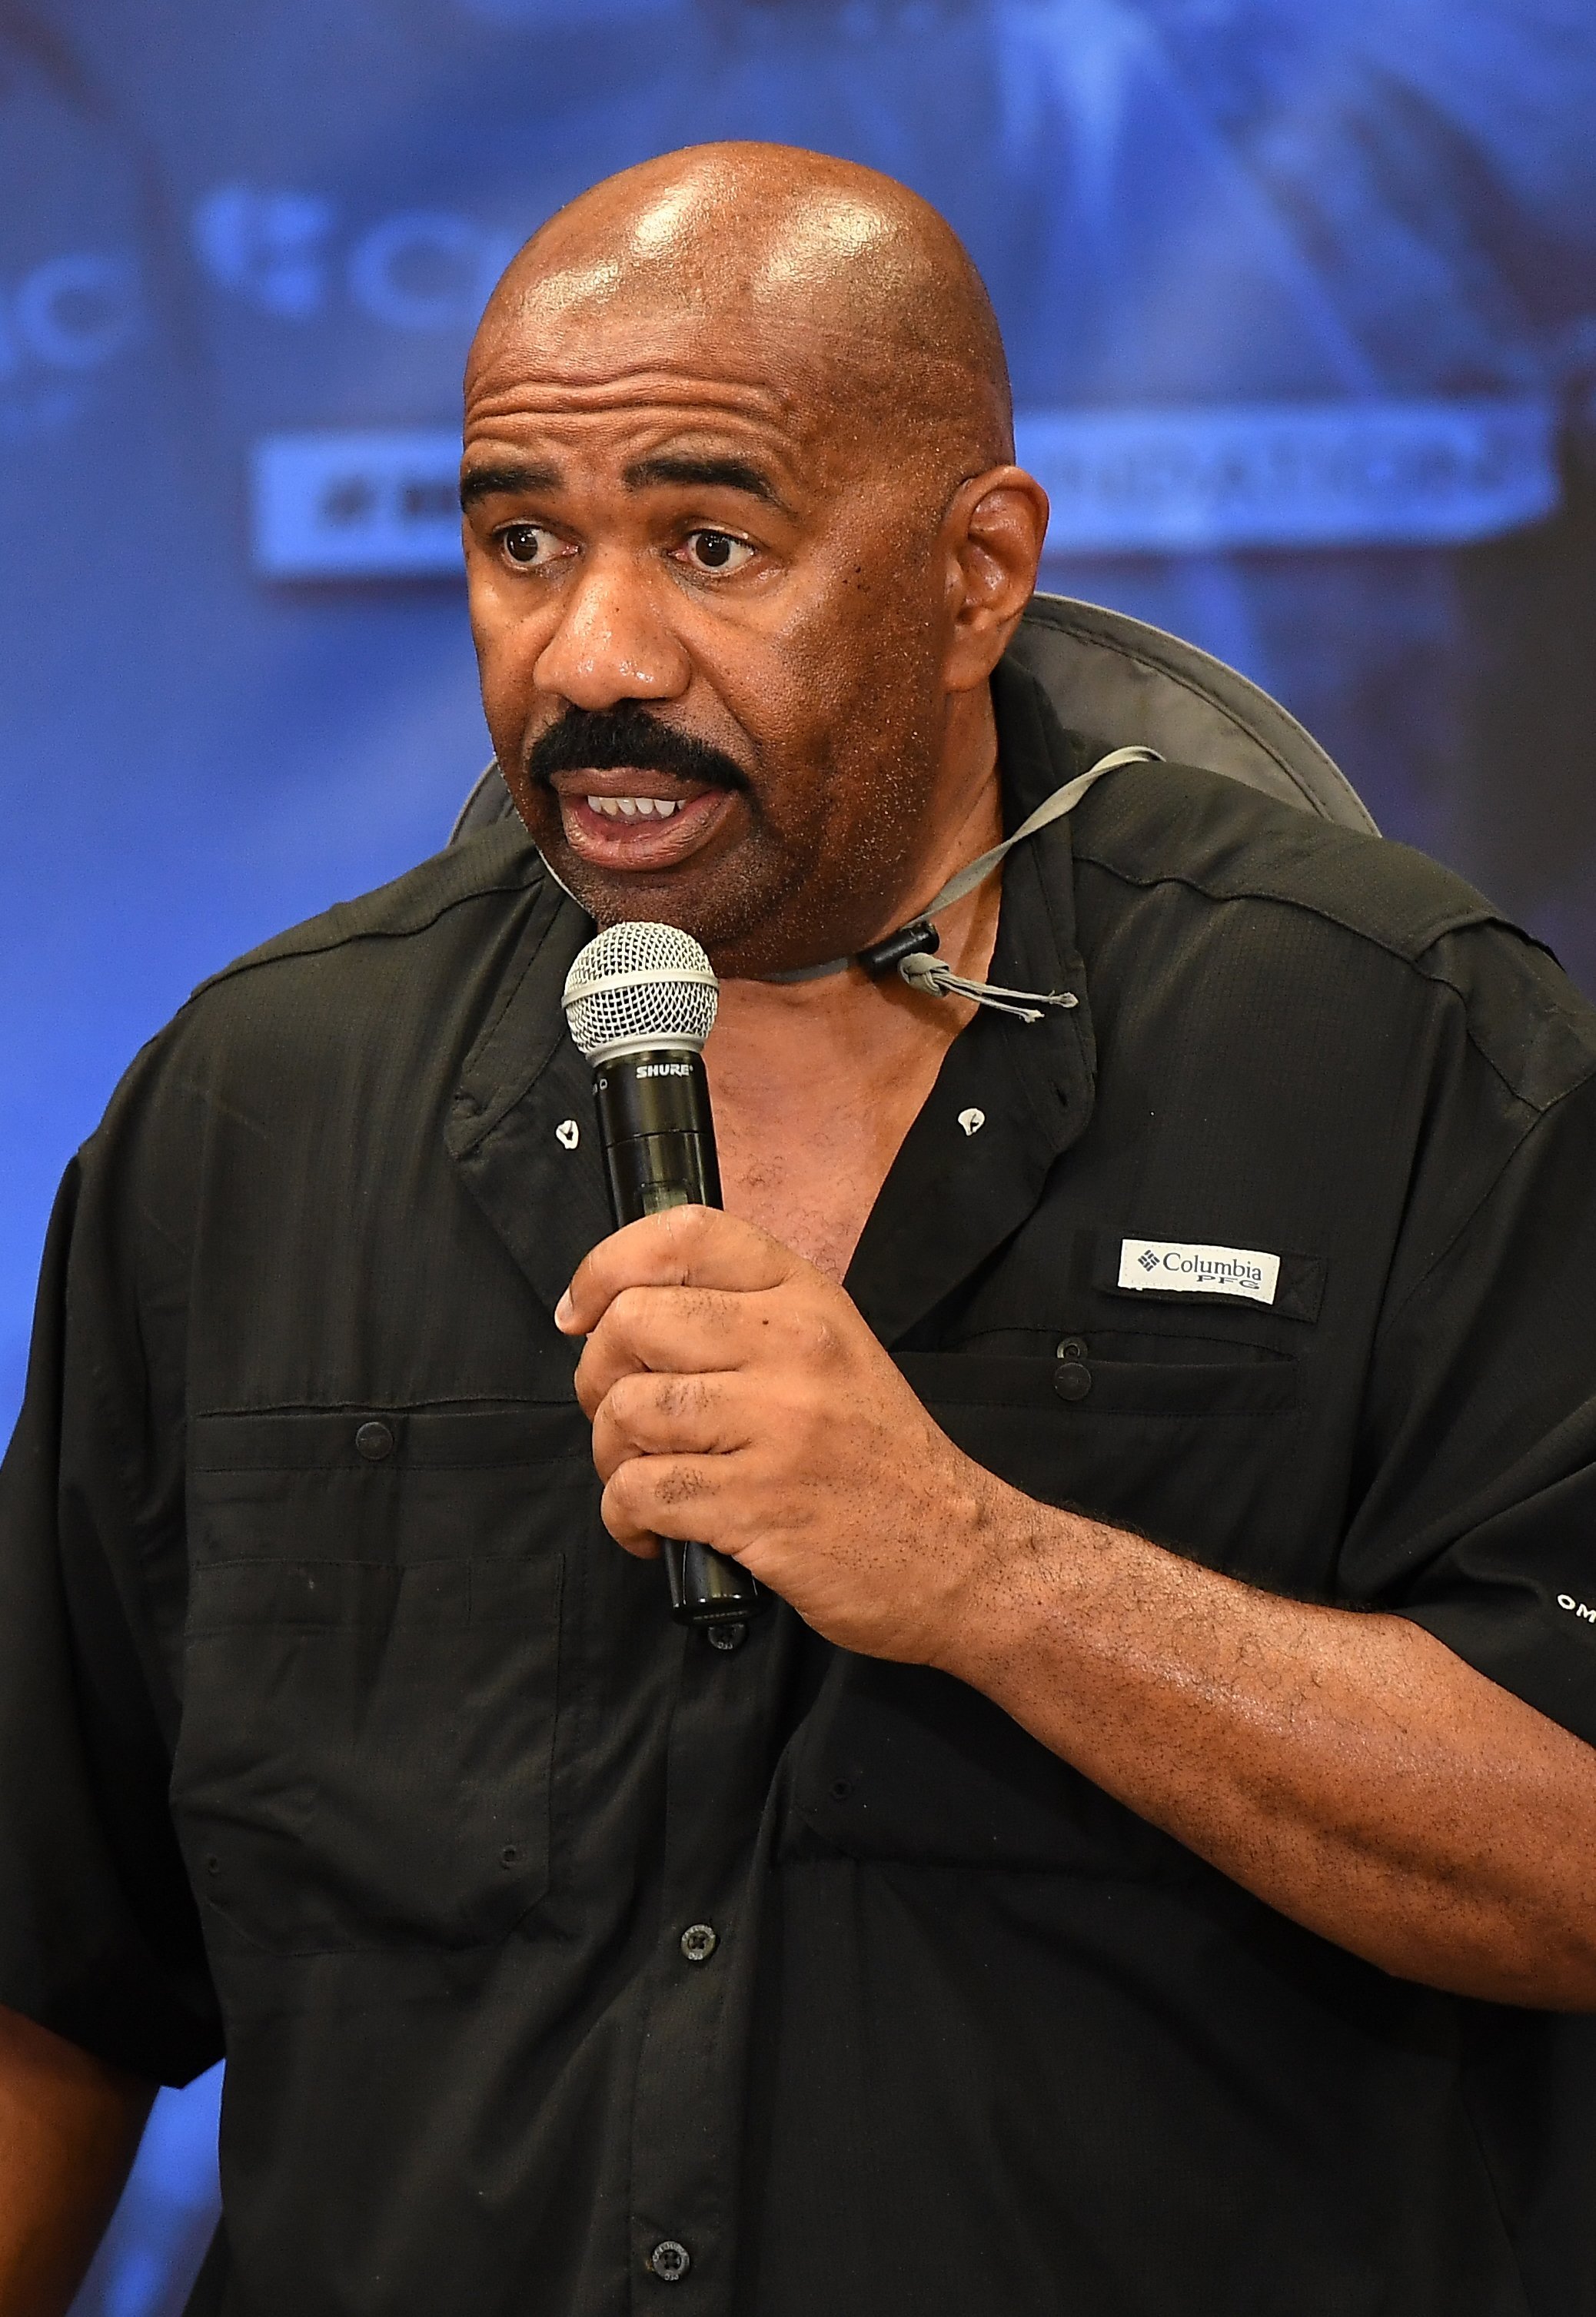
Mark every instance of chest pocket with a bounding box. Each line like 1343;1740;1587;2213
171;1399;590;1955
899;1340;1299;1567
789;1341;1298;1879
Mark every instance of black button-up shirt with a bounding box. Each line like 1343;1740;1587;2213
5;662;1596;2315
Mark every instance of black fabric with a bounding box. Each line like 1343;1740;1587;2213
3;655;1596;2315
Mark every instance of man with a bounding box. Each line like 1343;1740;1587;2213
3;141;1596;2316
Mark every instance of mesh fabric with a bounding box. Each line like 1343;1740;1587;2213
562;922;720;1059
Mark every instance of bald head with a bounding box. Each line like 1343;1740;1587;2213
461;144;1047;974
471;142;1012;489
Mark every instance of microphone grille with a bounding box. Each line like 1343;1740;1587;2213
562;920;720;1061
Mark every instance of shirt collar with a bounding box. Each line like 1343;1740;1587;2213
447;872;614;1319
843;658;1099;1344
447;657;1101;1336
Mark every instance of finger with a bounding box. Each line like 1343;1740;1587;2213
600;1454;735;1560
573;1283;778;1417
590;1369;747;1483
556;1205;801;1335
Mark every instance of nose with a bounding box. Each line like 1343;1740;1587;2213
534;550;691;711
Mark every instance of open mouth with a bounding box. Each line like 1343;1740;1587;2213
554;776;736;872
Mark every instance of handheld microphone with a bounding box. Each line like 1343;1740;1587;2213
562;920;766;1635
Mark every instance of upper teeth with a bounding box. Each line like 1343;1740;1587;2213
586;796;681;819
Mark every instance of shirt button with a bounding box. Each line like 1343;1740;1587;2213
354;1420;396;1461
1054;1360;1092;1403
1056;1336;1088;1362
705;1621;746;1653
680;1923;718;1965
648;2240;691;2283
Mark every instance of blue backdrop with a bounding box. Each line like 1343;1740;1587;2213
2;4;1593;2309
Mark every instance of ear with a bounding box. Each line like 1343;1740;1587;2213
940;465;1050;692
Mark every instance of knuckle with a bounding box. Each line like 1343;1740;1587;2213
603;1461;647;1530
610;1284;652;1336
653;1460;710;1509
605;1373;650;1434
674;1281;727;1332
654;1371;712;1421
599;1474;656;1558
607;1371;709;1438
590;1399;631;1468
613;1444;650;1498
786;1305;843;1366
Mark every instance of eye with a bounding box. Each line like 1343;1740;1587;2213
679;530;755;575
497;524;568;570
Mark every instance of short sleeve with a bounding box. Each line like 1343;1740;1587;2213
0;1157;222;2085
1340;1065;1596;1747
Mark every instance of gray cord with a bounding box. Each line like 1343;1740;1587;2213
770;742;1161;1014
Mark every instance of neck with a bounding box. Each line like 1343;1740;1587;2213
699;699;1007;1280
714;686;1005;1043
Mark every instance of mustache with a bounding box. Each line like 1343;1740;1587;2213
525;705;750;793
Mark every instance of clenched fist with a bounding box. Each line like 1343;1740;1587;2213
555;1205;1009;1662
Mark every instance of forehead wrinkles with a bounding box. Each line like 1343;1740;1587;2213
464;365;796;432
467;289;876;442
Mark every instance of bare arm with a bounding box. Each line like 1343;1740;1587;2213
937;1508;1596;2005
0;2006;153;2317
562;1208;1596;2009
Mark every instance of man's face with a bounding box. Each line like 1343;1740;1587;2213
461;295;963;976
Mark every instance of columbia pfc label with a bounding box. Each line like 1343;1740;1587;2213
1118;1238;1281;1307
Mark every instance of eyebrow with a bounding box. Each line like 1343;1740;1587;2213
620;454;789;510
458;452;791;515
458;461;560;510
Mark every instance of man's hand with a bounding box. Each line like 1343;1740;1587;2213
557;1205;996;1660
559;1205;1596;2006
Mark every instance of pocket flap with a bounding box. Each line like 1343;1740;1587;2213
191;1391;584;1474
897;1348;1298;1418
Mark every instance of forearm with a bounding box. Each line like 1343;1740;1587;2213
560;1207;1596;2008
938;1488;1596;2006
0;2006;153;2317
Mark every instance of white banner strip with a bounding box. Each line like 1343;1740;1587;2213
250;397;1559;580
251;429;464;578
1016;397;1558;553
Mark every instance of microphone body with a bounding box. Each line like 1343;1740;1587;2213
594;1049;722;1222
563;925;766;1634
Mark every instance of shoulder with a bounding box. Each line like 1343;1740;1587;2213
1074;756;1491;959
191;819;546;1002
83;822;555;1176
158;819;553;1067
1071;757;1596;1116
